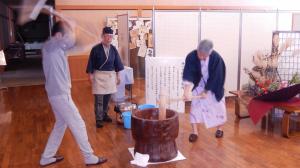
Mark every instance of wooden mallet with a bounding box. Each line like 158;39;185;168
158;89;205;120
158;89;167;120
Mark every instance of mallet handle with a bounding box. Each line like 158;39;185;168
170;95;205;102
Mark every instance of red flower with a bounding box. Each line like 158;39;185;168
265;80;271;85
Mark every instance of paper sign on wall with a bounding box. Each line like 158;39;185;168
145;57;185;113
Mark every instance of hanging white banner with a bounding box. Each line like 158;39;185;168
145;57;185;113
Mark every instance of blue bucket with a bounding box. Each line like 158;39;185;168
138;104;156;110
122;111;131;129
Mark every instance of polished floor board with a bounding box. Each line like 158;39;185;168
0;79;299;168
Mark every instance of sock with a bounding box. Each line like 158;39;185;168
40;157;56;166
85;154;99;164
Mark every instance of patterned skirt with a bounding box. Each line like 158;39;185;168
190;85;227;128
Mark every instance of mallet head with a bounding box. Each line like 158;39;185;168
29;0;47;20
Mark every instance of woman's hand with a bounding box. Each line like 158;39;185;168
183;85;193;101
199;91;208;99
89;73;94;83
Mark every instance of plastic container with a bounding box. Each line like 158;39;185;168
122;111;132;129
137;104;156;110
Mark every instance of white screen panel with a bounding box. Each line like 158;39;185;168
278;12;293;31
240;13;277;88
201;11;240;94
155;11;199;57
292;13;300;31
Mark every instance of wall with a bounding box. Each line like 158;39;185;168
56;0;300;82
292;13;300;30
56;0;299;55
68;55;89;81
0;1;15;50
59;9;153;81
56;0;300;10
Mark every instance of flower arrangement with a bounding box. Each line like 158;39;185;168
245;71;300;96
242;32;300;97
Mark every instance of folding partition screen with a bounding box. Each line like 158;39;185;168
200;11;240;94
278;12;293;31
240;12;277;88
154;11;199;57
152;10;294;99
148;11;199;112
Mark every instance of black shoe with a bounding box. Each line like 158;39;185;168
96;121;103;128
215;130;224;138
86;157;107;166
114;106;121;113
40;155;64;167
189;134;198;142
103;115;112;122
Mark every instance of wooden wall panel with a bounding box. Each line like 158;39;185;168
0;1;6;50
59;10;137;55
0;2;15;50
0;19;3;50
8;9;15;43
68;55;89;81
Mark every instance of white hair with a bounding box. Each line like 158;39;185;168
197;39;213;54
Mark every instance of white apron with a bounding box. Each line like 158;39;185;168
92;70;117;95
190;57;227;128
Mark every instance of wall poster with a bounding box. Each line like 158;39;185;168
145;57;185;113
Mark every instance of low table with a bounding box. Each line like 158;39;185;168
229;90;300;138
276;105;300;138
228;90;251;119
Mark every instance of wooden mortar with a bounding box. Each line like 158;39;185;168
131;108;179;162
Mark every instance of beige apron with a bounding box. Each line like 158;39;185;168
92;70;117;95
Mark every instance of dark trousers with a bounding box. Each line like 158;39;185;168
94;94;111;122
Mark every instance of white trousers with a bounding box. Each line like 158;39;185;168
41;94;94;161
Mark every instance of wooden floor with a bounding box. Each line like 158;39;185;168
0;79;300;168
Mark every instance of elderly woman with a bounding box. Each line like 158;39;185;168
183;39;227;142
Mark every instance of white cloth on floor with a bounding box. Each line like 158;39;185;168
128;148;186;166
190;57;227;128
130;152;150;167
